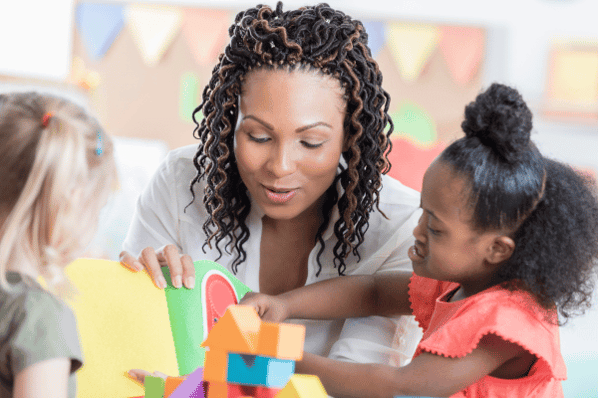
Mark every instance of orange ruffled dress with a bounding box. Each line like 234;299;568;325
408;274;567;397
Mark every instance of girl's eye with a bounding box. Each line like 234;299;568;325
301;141;323;149
248;134;269;143
427;225;441;236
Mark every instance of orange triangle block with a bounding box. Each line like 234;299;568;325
201;305;260;354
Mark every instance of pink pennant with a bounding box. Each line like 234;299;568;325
182;9;231;66
439;26;485;86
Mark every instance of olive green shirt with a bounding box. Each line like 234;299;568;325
0;272;82;397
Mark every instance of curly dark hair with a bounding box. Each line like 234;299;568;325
441;83;598;324
188;2;393;276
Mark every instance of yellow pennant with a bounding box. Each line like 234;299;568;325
386;22;440;83
126;4;182;67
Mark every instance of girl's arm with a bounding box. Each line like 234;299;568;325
297;333;528;398
241;270;413;322
13;357;71;398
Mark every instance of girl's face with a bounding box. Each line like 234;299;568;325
409;160;502;293
234;68;346;221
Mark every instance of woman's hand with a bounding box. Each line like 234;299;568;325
119;244;195;289
239;292;290;322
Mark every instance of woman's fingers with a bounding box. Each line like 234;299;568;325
119;251;143;272
158;245;196;289
140;247;168;289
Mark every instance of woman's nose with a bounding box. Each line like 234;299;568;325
268;142;296;177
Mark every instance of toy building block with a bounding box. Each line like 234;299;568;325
257;322;305;360
205;380;227;398
203;349;229;383
201;305;261;354
274;374;328;398
226;353;295;388
169;366;205;398
164;376;186;397
254;385;282;398
145;375;166;398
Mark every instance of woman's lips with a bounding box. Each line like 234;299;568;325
264;186;297;203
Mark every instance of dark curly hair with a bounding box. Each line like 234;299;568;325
441;83;598;324
188;2;393;276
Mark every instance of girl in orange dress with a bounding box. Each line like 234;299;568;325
241;83;598;397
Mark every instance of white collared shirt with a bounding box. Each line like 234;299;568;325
123;144;423;367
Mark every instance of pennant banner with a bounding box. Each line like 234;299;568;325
126;4;182;67
439;26;485;86
76;3;124;60
362;20;386;59
182;8;231;66
390;101;437;146
386;22;440;83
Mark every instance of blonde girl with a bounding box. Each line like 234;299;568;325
0;92;115;398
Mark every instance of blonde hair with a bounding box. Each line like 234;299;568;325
0;92;116;295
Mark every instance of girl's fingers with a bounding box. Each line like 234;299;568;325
127;369;169;383
181;254;196;289
140;247;167;289
119;251;143;272
127;369;150;384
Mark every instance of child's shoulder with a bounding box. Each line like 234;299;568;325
0;272;76;335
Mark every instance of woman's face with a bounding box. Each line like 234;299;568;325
234;68;346;221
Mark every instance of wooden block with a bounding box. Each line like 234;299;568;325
144;375;165;398
204;349;228;383
164;376;185;397
169;366;204;398
275;374;328;398
205;380;227;398
226;353;294;388
257;322;305;360
202;305;260;354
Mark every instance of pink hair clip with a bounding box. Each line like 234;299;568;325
42;112;54;127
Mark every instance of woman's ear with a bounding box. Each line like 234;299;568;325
486;235;516;265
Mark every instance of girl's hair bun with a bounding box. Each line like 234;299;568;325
461;83;533;163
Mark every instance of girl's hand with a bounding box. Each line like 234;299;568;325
239;292;290;322
119;245;195;289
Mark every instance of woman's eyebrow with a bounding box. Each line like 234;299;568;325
243;115;332;132
243;115;273;130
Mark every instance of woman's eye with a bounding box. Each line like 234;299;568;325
248;134;269;143
301;141;323;149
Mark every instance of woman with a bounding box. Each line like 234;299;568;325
121;1;422;372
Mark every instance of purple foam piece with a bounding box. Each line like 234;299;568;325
169;367;205;398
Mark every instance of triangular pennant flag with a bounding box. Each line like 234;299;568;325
362;20;386;58
76;3;124;60
182;8;231;66
126;4;182;67
439;26;485;86
391;101;437;146
386;22;440;83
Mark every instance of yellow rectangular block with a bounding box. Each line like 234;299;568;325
203;349;228;383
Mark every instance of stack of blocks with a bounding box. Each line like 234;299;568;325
140;305;329;398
